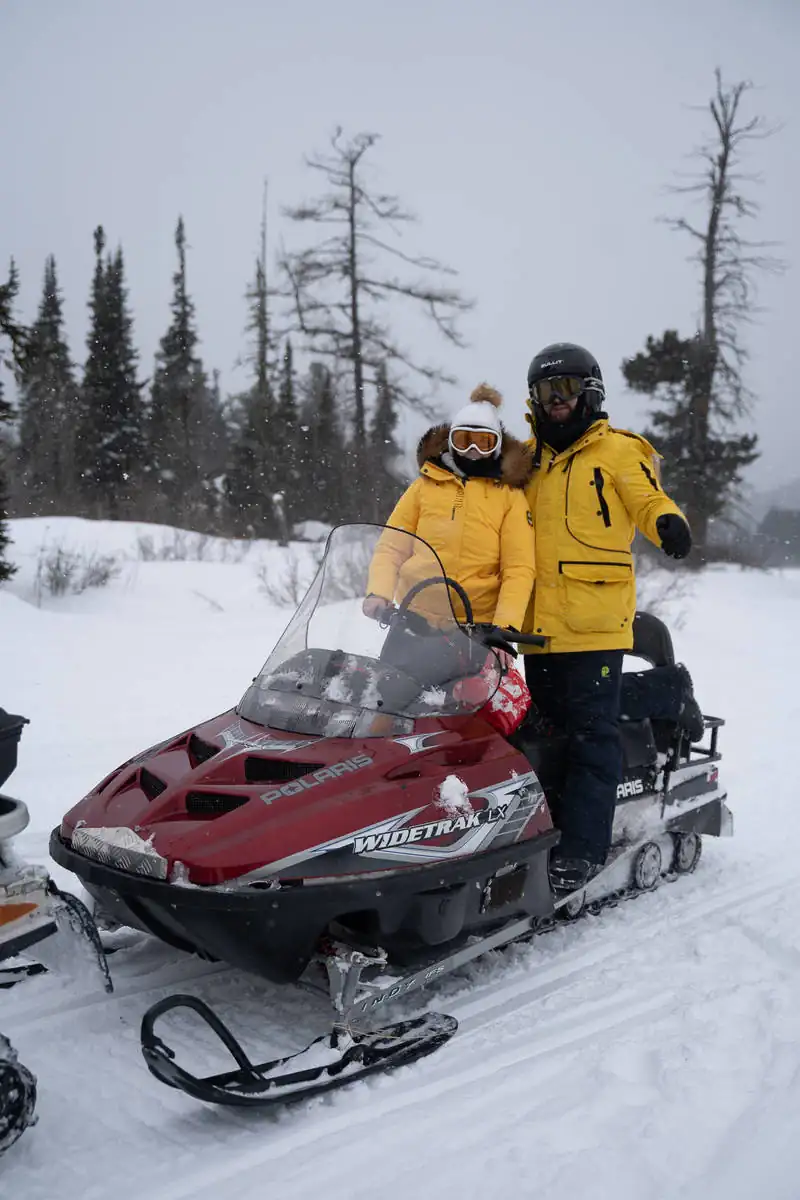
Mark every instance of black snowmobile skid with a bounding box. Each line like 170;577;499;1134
142;997;457;1108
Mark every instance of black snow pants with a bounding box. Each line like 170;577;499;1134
524;650;623;865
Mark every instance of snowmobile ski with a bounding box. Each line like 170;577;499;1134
0;962;47;990
0;1035;37;1155
141;993;457;1108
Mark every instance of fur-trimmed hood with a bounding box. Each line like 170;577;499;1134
416;424;535;489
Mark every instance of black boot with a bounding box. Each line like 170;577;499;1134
549;853;602;895
676;663;705;743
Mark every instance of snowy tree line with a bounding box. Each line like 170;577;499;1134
0;76;784;577
0;130;473;547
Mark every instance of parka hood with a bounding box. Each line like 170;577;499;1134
416;425;535;488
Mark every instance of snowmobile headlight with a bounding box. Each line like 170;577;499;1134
351;712;414;738
71;826;168;880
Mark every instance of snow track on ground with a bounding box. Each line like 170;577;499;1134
6;855;800;1200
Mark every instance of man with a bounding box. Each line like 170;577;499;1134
521;342;693;893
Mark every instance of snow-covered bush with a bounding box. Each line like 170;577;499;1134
34;543;121;601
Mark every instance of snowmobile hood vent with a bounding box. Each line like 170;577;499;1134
188;733;221;767
140;768;168;801
185;791;250;818
244;758;322;784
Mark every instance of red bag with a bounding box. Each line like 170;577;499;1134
479;665;531;736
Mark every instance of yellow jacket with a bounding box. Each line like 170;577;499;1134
368;426;536;630
522;420;685;653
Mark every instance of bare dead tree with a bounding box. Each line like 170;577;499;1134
624;70;784;555
667;69;784;415
280;129;474;450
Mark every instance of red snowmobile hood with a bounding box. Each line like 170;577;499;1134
60;710;548;886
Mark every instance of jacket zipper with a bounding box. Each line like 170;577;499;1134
558;560;632;574
593;468;611;527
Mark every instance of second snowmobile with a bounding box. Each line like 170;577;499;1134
50;523;731;1108
1;708;111;1156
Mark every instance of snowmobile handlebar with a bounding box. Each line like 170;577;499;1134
495;628;548;648
367;599;548;652
469;626;547;659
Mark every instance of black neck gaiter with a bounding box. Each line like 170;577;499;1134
539;410;606;454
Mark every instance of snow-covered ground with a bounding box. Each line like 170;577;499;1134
2;517;800;1200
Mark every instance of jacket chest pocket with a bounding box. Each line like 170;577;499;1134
565;462;624;544
558;560;633;634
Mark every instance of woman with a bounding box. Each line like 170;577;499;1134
364;384;536;632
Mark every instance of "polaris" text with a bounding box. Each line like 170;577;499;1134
260;754;373;804
616;778;645;799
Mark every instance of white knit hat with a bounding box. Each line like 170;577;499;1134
450;384;503;455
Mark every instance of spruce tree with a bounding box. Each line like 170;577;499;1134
79;229;145;516
271;339;300;534
623;331;758;533
149;216;208;519
16;255;80;514
0;260;24;581
226;239;278;537
0;259;28;370
225;391;276;537
367;362;405;521
297;361;346;524
0;373;15;582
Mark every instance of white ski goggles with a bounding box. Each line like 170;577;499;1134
448;427;501;456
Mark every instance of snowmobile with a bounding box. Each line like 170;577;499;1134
49;523;731;1110
0;708;111;1156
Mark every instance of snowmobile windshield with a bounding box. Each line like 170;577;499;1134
237;523;501;738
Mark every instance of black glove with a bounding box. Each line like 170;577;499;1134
656;514;692;560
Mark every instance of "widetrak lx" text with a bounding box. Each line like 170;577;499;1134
354;803;510;855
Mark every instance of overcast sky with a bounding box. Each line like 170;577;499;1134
1;0;797;493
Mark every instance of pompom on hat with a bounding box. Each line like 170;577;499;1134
450;383;503;433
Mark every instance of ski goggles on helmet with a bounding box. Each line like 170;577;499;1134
529;375;585;409
449;427;501;455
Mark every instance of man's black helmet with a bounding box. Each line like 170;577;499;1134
527;342;605;414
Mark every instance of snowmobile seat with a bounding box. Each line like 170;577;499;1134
630;612;674;669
